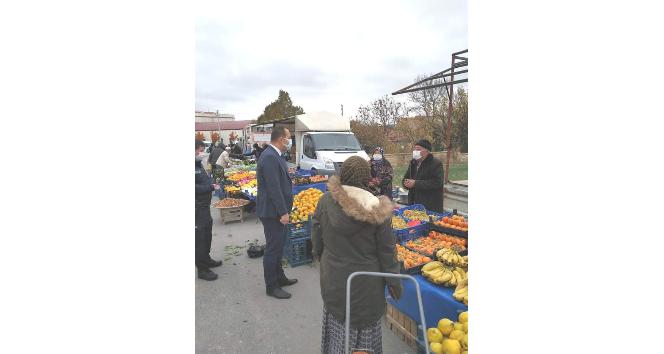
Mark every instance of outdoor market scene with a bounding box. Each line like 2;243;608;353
196;64;468;353
195;4;467;354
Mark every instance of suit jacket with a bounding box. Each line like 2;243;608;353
256;145;293;218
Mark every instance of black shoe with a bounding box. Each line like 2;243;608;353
198;269;218;281
278;278;298;286
207;259;223;268
266;287;291;299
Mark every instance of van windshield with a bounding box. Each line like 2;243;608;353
311;134;362;151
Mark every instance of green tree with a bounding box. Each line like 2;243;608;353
257;90;305;123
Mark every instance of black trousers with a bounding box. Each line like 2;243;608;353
195;206;213;271
259;217;288;289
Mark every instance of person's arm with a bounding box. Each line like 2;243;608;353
311;194;326;260
262;156;289;216
375;219;402;298
413;160;444;190
195;173;214;194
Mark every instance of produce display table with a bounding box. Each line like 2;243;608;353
386;274;468;330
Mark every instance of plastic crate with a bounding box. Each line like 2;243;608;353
283;236;312;267
397;204;451;224
427;210;452;223
393;222;428;244
294;169;313;177
391;187;400;199
286;217;311;240
292;182;327;195
395;204;427;218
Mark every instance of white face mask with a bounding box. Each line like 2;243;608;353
412;150;421;160
283;138;292;150
373;154;382;160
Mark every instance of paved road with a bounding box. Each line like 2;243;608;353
196;200;415;354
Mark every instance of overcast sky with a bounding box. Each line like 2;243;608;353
196;0;467;121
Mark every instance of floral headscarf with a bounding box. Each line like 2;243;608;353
371;147;385;165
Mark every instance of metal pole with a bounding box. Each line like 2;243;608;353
345;272;430;354
445;55;454;185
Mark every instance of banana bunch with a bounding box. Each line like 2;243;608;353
422;261;467;288
453;276;468;305
437;248;467;268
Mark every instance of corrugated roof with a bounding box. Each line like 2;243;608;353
195;120;255;131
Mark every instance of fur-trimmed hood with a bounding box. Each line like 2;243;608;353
326;175;394;224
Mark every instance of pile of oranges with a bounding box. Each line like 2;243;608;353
290;188;325;223
435;215;468;232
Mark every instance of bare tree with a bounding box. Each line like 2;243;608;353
407;74;450;150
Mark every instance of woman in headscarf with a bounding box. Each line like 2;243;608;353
369;147;394;200
312;156;402;354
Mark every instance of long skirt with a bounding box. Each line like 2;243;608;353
321;307;382;354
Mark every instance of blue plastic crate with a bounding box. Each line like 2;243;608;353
292;182;327;195
286;218;311;240
283;236;312;267
427;210;452;223
391;187;400;199
397;204;451;224
393;223;428;244
295;169;313;177
395;204;427;218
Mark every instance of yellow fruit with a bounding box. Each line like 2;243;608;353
458;311;468;324
460;334;468;350
449;330;464;341
441;339;462;354
463;322;468;333
430;342;444;354
438;318;455;336
427;328;444;344
453;323;464;332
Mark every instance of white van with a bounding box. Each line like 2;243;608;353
299;131;367;175
252;112;368;175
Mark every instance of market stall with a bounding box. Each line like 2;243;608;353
386;274;467;330
389;204;469;353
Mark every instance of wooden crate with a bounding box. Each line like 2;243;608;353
385;303;420;350
219;207;243;224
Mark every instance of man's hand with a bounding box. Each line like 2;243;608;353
280;214;290;225
404;179;415;189
212;184;220;190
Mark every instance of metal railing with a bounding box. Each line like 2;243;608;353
345;272;430;354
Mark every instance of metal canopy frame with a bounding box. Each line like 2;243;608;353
392;48;467;186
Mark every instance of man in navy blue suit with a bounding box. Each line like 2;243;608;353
256;127;298;299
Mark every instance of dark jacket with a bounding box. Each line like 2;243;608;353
208;146;224;167
195;159;214;226
312;176;401;329
370;157;394;199
253;146;263;160
402;154;444;212
256;145;293;218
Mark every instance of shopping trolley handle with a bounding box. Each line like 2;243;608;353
344;271;430;354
